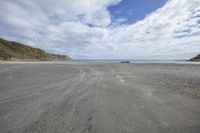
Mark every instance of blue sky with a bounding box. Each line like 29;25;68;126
0;0;200;59
109;0;167;24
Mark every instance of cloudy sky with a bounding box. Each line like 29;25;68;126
0;0;200;59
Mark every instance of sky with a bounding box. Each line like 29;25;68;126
108;0;167;24
0;0;200;60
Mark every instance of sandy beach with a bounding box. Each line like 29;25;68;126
0;62;200;133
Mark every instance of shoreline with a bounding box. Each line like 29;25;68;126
0;60;200;65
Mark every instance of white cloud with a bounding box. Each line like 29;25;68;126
0;0;200;59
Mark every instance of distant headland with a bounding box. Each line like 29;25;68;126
0;38;71;61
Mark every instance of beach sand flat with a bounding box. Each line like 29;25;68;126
0;62;199;133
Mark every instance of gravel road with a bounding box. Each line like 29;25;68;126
0;62;200;133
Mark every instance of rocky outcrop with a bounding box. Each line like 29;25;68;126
190;54;200;61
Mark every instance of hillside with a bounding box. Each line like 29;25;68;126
0;38;71;61
190;54;200;61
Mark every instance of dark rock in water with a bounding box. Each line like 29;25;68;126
120;61;130;63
